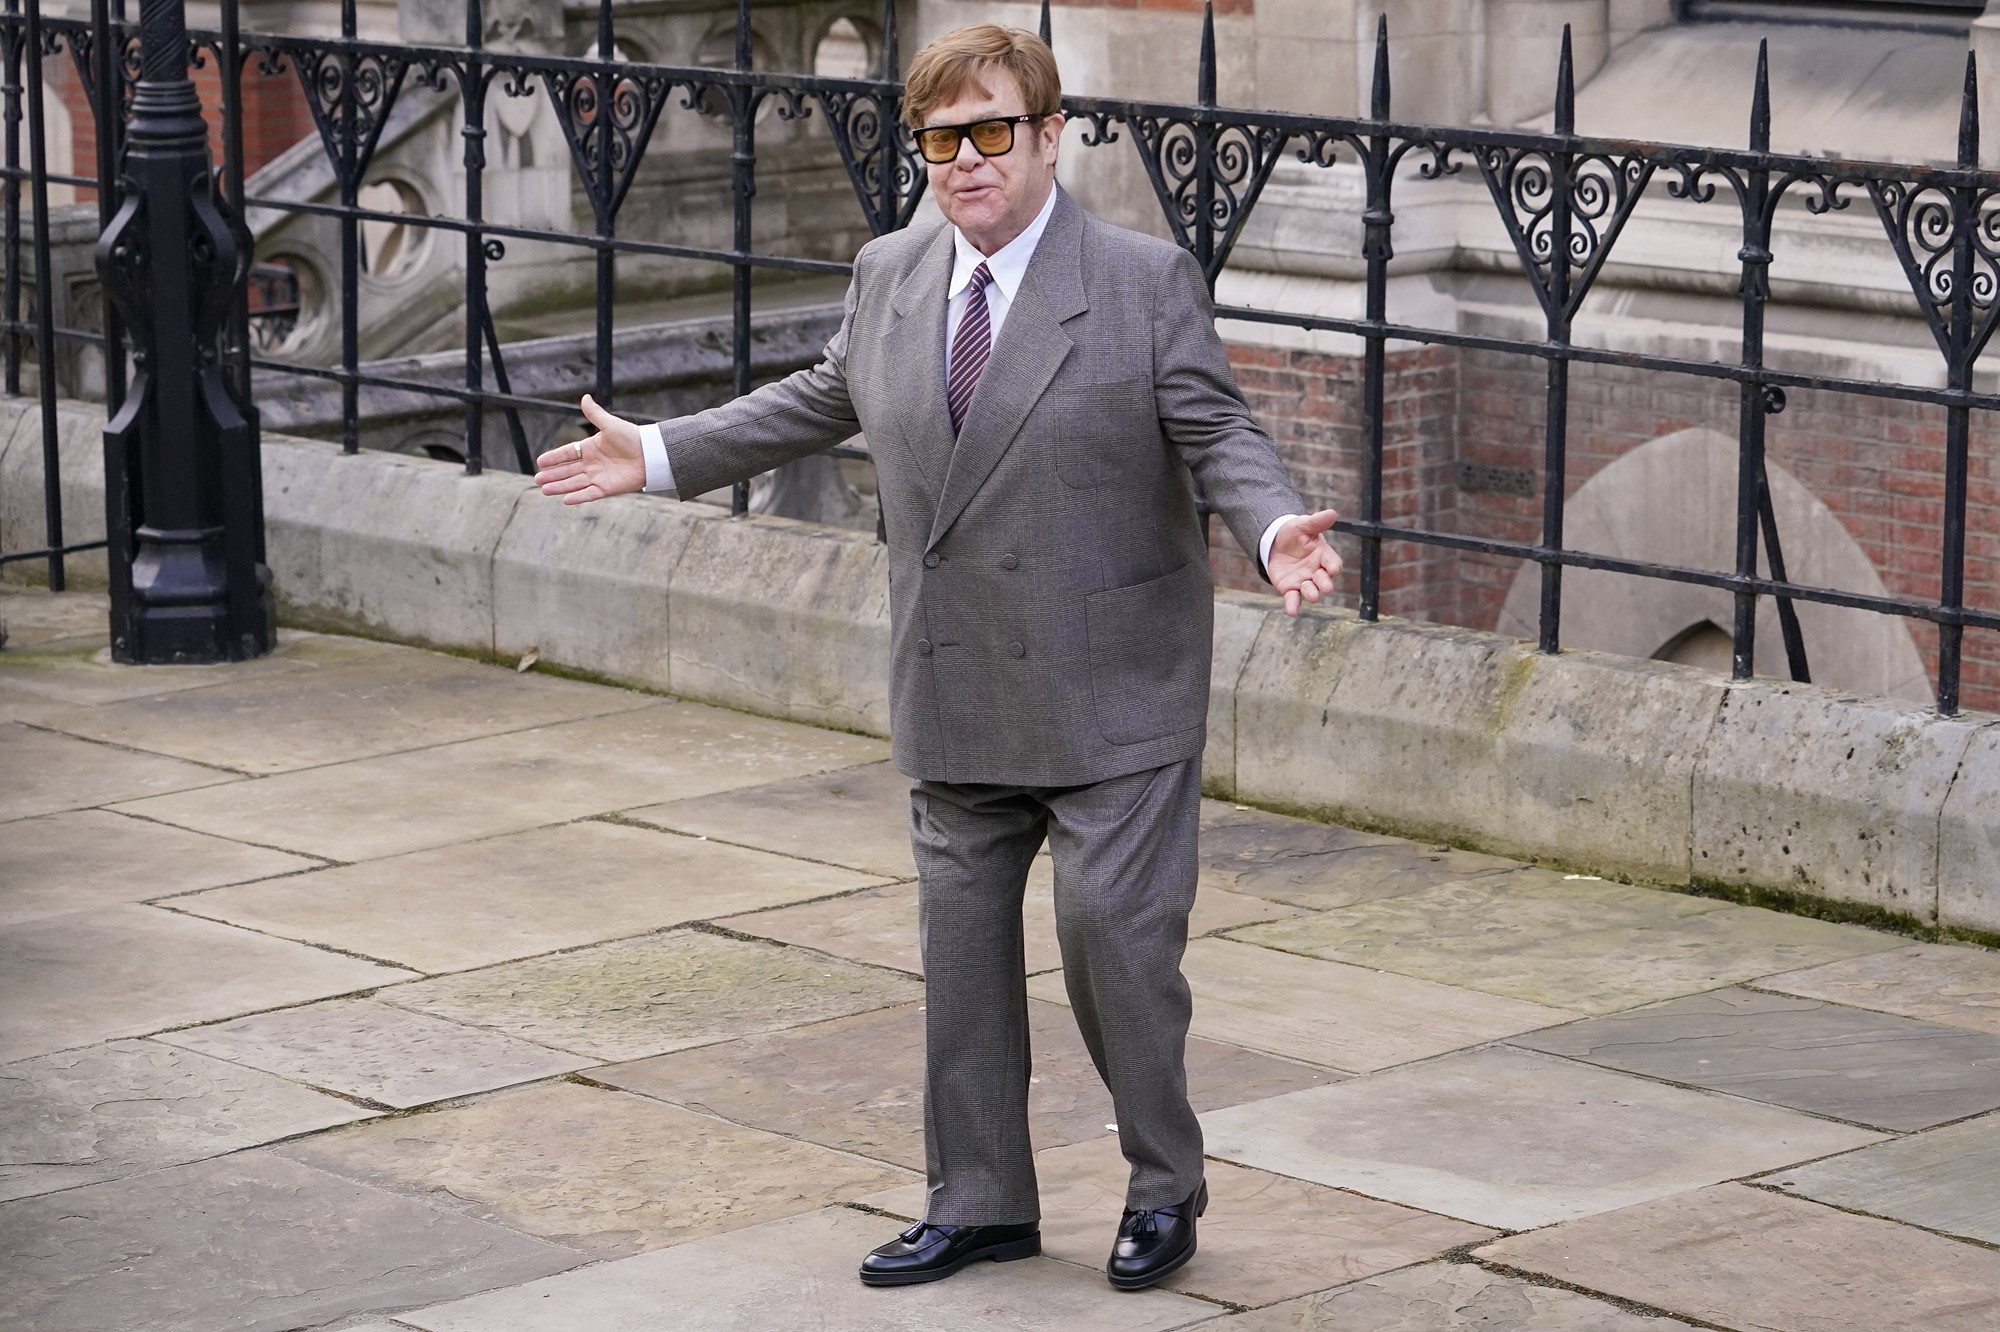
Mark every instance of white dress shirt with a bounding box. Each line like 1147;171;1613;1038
638;185;1300;571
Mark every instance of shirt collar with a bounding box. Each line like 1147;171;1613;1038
949;185;1060;304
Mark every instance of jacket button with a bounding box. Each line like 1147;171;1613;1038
917;639;933;655
1008;641;1026;658
999;554;1018;570
923;551;941;569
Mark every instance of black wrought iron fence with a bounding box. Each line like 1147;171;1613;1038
3;0;1997;712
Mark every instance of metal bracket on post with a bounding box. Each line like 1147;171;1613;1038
95;0;273;663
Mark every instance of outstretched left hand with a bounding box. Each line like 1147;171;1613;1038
1267;509;1345;617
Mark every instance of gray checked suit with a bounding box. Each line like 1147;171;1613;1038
660;188;1305;1222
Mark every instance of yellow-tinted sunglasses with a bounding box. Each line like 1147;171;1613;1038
914;115;1046;165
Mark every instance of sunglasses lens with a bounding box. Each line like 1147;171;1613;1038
917;128;961;163
967;120;1015;153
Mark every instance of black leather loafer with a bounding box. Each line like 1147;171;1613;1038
1106;1181;1207;1290
858;1219;1041;1286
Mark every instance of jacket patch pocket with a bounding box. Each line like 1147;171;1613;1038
1054;384;1160;488
1084;561;1214;745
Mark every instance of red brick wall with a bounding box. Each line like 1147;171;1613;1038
1052;0;1253;11
45;52;313;204
1220;339;2000;714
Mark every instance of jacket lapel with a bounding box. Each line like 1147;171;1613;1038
927;192;1089;549
877;226;957;509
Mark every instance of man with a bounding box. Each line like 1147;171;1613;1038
533;24;1341;1291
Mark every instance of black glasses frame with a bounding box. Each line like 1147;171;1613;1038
912;114;1048;164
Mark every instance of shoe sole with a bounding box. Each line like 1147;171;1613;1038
857;1234;1041;1287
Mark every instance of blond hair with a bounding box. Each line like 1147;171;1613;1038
902;24;1061;128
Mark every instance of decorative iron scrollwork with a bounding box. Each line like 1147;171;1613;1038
289;45;412;193
814;89;924;237
1479;146;1653;322
1869;178;2000;366
542;64;672;224
1127;117;1289;280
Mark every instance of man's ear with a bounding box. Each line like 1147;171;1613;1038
1042;112;1065;165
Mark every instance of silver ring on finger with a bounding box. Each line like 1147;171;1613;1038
571;441;583;460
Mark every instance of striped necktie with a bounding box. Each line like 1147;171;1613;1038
947;262;994;436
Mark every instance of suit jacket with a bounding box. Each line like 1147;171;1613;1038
661;190;1305;786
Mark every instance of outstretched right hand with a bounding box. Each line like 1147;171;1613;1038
534;394;647;505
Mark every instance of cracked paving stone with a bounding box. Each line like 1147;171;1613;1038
29;635;655;774
1227;870;1905;1014
596;997;1331;1171
1758;941;2000;1038
0;904;416;1065
1198;803;1518;907
396;1205;1211;1332
109;700;888;862
0;1038;374;1202
157;998;594;1109
625;759;920;877
863;1135;1492;1309
1513;985;2000;1130
732;865;1302;977
0;809;314;925
280;1080;913;1254
1220;1261;1706;1330
0;1150;581;1332
376;929;921;1061
1031;938;1574;1071
173;820;886;973
1200;1045;1883;1230
0;723;237;824
1763;1109;2000;1244
1477;1183;2000;1332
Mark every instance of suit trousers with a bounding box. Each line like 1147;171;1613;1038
910;756;1206;1226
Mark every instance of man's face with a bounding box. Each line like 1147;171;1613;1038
921;70;1062;255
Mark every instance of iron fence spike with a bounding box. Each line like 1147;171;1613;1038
1960;50;1978;169
1750;38;1769;153
1370;12;1389;121
1039;0;1051;48
1555;23;1574;136
1199;1;1215;107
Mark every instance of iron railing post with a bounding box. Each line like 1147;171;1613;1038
1938;56;1979;715
1731;44;1771;682
25;0;62;589
1357;17;1391;622
1536;28;1577;655
95;0;273;661
463;0;486;474
2;0;20;397
730;0;755;516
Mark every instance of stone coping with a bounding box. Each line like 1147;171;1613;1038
3;394;1994;936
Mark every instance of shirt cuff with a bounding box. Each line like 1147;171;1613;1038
1258;513;1302;576
639;422;677;497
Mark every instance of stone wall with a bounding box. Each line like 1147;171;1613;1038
5;393;1994;941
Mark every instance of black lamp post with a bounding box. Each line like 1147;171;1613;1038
96;0;272;663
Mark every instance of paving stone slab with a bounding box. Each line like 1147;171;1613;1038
397;1204;1213;1332
0;809;315;924
157;999;594;1109
32;639;654;773
1199;1046;1883;1230
734;869;1302;978
1031;938;1574;1072
0;1150;581;1332
0;722;237;823
0;1038;374;1201
1221;1263;1705;1331
0;633;321;707
598;998;1331;1171
867;1136;1491;1310
1762;1110;2000;1244
0;588;111;648
1477;1183;2000;1332
1199;803;1518;908
111;701;888;861
625;759;919;877
1227;871;1905;1014
174;821;886;972
1514;985;2000;1130
282;1080;913;1255
1758;941;2000;1037
0;682;56;722
0;904;416;1065
378;930;921;1061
